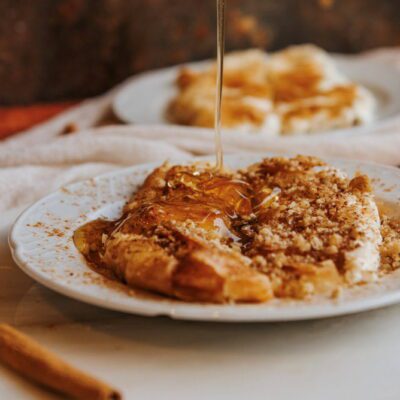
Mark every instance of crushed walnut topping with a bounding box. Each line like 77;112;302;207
380;216;400;273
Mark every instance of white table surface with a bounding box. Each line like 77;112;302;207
1;207;400;400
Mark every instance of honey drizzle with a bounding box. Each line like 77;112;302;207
214;0;226;171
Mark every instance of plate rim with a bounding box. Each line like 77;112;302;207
8;154;400;322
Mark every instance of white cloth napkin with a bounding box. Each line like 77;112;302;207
1;48;400;214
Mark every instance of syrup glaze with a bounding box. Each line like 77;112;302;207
74;166;257;275
214;0;226;170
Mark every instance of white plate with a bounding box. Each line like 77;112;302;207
9;154;400;322
113;56;400;137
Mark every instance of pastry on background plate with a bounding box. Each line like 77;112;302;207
166;45;376;136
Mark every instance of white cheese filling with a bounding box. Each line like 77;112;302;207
343;194;382;284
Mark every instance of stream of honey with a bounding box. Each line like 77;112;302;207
74;0;239;282
214;0;226;170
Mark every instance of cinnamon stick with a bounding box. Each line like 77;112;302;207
0;324;121;400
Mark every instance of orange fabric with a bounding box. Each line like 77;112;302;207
0;102;78;140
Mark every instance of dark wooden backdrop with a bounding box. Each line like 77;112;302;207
1;0;399;105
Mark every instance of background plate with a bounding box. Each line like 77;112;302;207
113;56;400;137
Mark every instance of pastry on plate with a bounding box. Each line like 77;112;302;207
166;45;376;135
74;156;399;303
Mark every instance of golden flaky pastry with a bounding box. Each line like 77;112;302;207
74;163;273;303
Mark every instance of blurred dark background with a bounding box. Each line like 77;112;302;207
1;0;400;105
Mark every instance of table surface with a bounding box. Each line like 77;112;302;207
1;205;400;400
1;106;400;400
